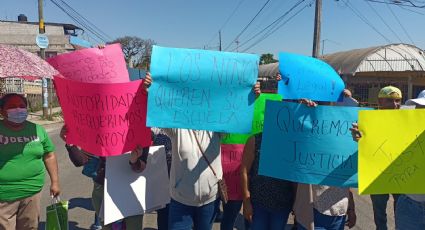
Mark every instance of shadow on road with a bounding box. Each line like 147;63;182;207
69;197;94;211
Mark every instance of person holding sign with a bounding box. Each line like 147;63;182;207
351;86;402;230
144;73;260;230
0;93;60;230
240;133;296;230
61;125;149;230
394;91;425;230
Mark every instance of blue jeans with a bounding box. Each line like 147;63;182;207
297;209;346;230
395;195;425;230
168;198;219;230
314;209;345;230
157;204;169;230
371;194;400;230
220;200;251;230
251;202;291;230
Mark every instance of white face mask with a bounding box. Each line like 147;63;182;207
6;108;28;124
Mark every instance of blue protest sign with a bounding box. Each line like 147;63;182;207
147;46;259;133
277;52;345;102
259;101;371;187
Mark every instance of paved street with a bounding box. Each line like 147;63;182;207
38;123;395;230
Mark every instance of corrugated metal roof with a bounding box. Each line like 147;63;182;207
259;44;425;77
322;43;425;75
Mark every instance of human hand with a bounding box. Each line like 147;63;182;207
299;98;317;107
276;73;282;81
130;145;143;163
243;198;253;223
350;123;362;142
343;89;352;98
143;72;152;90
253;82;261;96
59;125;67;142
50;182;60;197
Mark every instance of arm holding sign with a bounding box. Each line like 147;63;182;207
350;123;362;142
298;98;318;107
60;125;90;167
240;137;255;222
143;72;152;91
129;146;149;173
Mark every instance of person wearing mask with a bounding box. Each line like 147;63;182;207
0;93;60;229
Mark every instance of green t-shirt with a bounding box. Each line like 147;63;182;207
0;121;55;201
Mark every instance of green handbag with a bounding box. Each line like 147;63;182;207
45;197;69;230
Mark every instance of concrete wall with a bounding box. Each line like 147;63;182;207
0;21;74;54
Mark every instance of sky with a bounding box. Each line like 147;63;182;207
2;0;425;57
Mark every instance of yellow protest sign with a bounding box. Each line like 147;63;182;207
358;109;425;194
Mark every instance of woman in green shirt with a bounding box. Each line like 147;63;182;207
0;93;60;230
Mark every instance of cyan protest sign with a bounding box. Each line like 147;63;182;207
277;52;345;102
259;101;371;187
147;46;259;133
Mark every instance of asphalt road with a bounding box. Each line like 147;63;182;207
38;123;395;230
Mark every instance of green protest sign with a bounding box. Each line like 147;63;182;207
221;93;282;144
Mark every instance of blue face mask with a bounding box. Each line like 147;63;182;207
6;108;28;124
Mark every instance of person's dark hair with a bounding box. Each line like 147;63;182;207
0;93;28;109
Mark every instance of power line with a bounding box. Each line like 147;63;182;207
49;0;110;43
342;0;392;43
365;0;403;42
364;0;425;8
57;0;114;41
398;4;425;14
233;0;306;52
241;1;312;52
386;3;416;44
205;0;245;47
241;0;289;40
224;0;272;51
53;0;111;42
49;0;107;43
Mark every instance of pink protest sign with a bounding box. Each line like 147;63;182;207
221;144;245;200
54;76;151;156
48;43;129;83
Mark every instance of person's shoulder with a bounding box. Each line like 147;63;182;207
25;121;41;130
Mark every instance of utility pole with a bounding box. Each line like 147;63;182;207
219;30;222;51
38;0;48;118
235;39;240;52
312;0;322;58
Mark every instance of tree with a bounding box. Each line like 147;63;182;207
260;53;278;65
110;36;156;69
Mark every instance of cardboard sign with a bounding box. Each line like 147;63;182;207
147;45;259;133
259;101;371;187
48;44;129;83
278;52;345;102
358;109;425;194
54;76;151;156
104;146;170;224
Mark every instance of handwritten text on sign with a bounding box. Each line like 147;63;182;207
278;52;345;102
54;76;151;156
48;43;129;83
259;101;370;187
359;109;425;194
221;144;244;200
147;46;259;133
